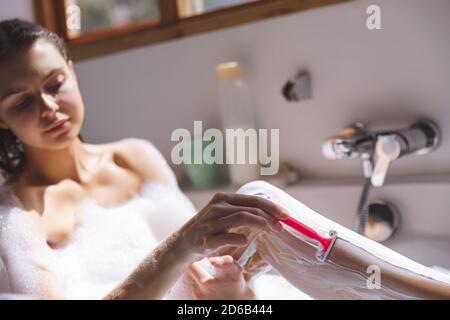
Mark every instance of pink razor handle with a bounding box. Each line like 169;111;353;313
281;216;337;261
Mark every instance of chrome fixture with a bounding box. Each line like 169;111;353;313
282;71;311;102
322;120;440;187
358;201;399;242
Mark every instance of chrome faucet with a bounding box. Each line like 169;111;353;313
322;120;440;187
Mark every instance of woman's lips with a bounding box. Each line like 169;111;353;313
44;119;71;134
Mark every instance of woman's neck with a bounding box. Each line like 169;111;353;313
19;138;98;187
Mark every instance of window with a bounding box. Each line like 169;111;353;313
66;0;161;37
177;0;260;18
34;0;351;60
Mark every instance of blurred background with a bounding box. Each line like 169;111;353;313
2;0;450;190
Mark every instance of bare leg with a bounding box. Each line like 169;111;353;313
235;181;450;300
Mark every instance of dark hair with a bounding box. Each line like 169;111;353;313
0;19;73;182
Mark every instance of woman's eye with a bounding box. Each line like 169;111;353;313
46;76;65;93
14;96;33;110
46;83;62;93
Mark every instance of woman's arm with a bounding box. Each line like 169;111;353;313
104;192;288;300
104;230;192;300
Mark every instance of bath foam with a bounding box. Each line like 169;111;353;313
0;180;198;299
237;180;450;299
0;138;198;299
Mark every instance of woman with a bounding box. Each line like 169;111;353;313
0;18;286;300
0;19;449;300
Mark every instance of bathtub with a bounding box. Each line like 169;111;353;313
1;177;448;299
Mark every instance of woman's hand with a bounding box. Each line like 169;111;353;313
186;255;255;300
176;192;288;260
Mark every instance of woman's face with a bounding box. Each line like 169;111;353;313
0;39;85;150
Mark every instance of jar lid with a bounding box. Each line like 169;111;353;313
216;61;242;80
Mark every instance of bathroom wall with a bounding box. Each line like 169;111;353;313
0;0;33;21
3;0;450;181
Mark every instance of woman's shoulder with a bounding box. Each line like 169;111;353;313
95;138;178;188
0;183;41;243
0;183;22;213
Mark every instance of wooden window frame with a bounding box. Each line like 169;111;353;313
34;0;351;61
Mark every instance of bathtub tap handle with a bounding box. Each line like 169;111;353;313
371;135;402;187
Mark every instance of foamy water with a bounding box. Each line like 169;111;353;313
0;138;198;299
0;180;197;299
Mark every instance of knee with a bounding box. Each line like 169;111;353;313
237;180;279;196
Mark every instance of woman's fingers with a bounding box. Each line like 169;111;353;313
191;283;205;300
187;260;223;289
188;256;241;286
214;193;290;220
211;204;279;229
204;232;248;249
209;256;242;282
231;205;284;232
210;211;270;234
188;260;214;284
185;192;289;256
209;255;234;266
